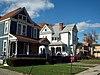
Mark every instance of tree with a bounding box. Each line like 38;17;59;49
83;30;98;44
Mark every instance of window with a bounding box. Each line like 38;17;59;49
22;25;26;36
18;14;27;21
17;23;21;35
56;47;61;53
23;15;27;21
55;37;57;40
17;23;27;36
31;27;34;38
52;37;54;40
43;48;45;54
18;14;22;19
4;21;8;34
3;40;7;55
40;48;43;54
45;29;47;31
34;28;37;38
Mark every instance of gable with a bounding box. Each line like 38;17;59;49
12;8;32;24
40;24;52;34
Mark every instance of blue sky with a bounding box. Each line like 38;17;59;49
0;0;100;43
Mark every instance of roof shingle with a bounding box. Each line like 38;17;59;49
0;8;22;21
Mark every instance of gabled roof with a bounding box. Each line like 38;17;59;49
40;22;54;32
0;8;22;21
0;7;40;28
60;24;75;33
38;38;50;44
40;23;54;34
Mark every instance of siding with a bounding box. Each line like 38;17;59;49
0;38;3;56
0;22;5;36
27;26;31;38
10;21;17;34
0;37;8;60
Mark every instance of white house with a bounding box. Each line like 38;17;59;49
39;22;78;57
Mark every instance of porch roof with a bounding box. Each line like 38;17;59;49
38;38;50;45
15;35;38;43
50;41;65;46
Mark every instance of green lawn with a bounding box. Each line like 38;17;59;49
79;58;100;64
1;64;88;75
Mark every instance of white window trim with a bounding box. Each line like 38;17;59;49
18;14;22;20
23;15;27;21
17;23;21;35
22;24;27;36
18;14;27;21
4;21;8;34
17;23;27;36
3;40;7;53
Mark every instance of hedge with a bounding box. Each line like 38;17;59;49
7;58;47;66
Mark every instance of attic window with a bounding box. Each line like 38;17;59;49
23;15;27;21
18;14;22;19
18;14;27;21
45;29;47;31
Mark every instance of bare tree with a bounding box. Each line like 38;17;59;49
83;30;98;44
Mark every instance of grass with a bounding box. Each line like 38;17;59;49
1;64;88;75
79;58;100;64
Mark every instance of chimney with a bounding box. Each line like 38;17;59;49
59;22;63;31
0;16;2;18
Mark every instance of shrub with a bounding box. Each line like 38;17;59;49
7;58;47;66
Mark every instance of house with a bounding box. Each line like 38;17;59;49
76;43;100;59
93;44;100;58
0;7;49;64
39;22;78;57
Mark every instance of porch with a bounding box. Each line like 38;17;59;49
50;45;68;56
9;35;39;58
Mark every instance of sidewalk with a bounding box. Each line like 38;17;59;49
75;64;100;75
0;68;24;75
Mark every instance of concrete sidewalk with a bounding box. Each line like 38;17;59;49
0;68;24;75
76;64;100;75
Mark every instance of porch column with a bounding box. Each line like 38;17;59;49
15;40;18;57
27;43;29;55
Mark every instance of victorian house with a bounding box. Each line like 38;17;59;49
0;7;49;64
39;22;78;57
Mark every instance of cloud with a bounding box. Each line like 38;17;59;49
0;0;54;18
76;21;100;32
